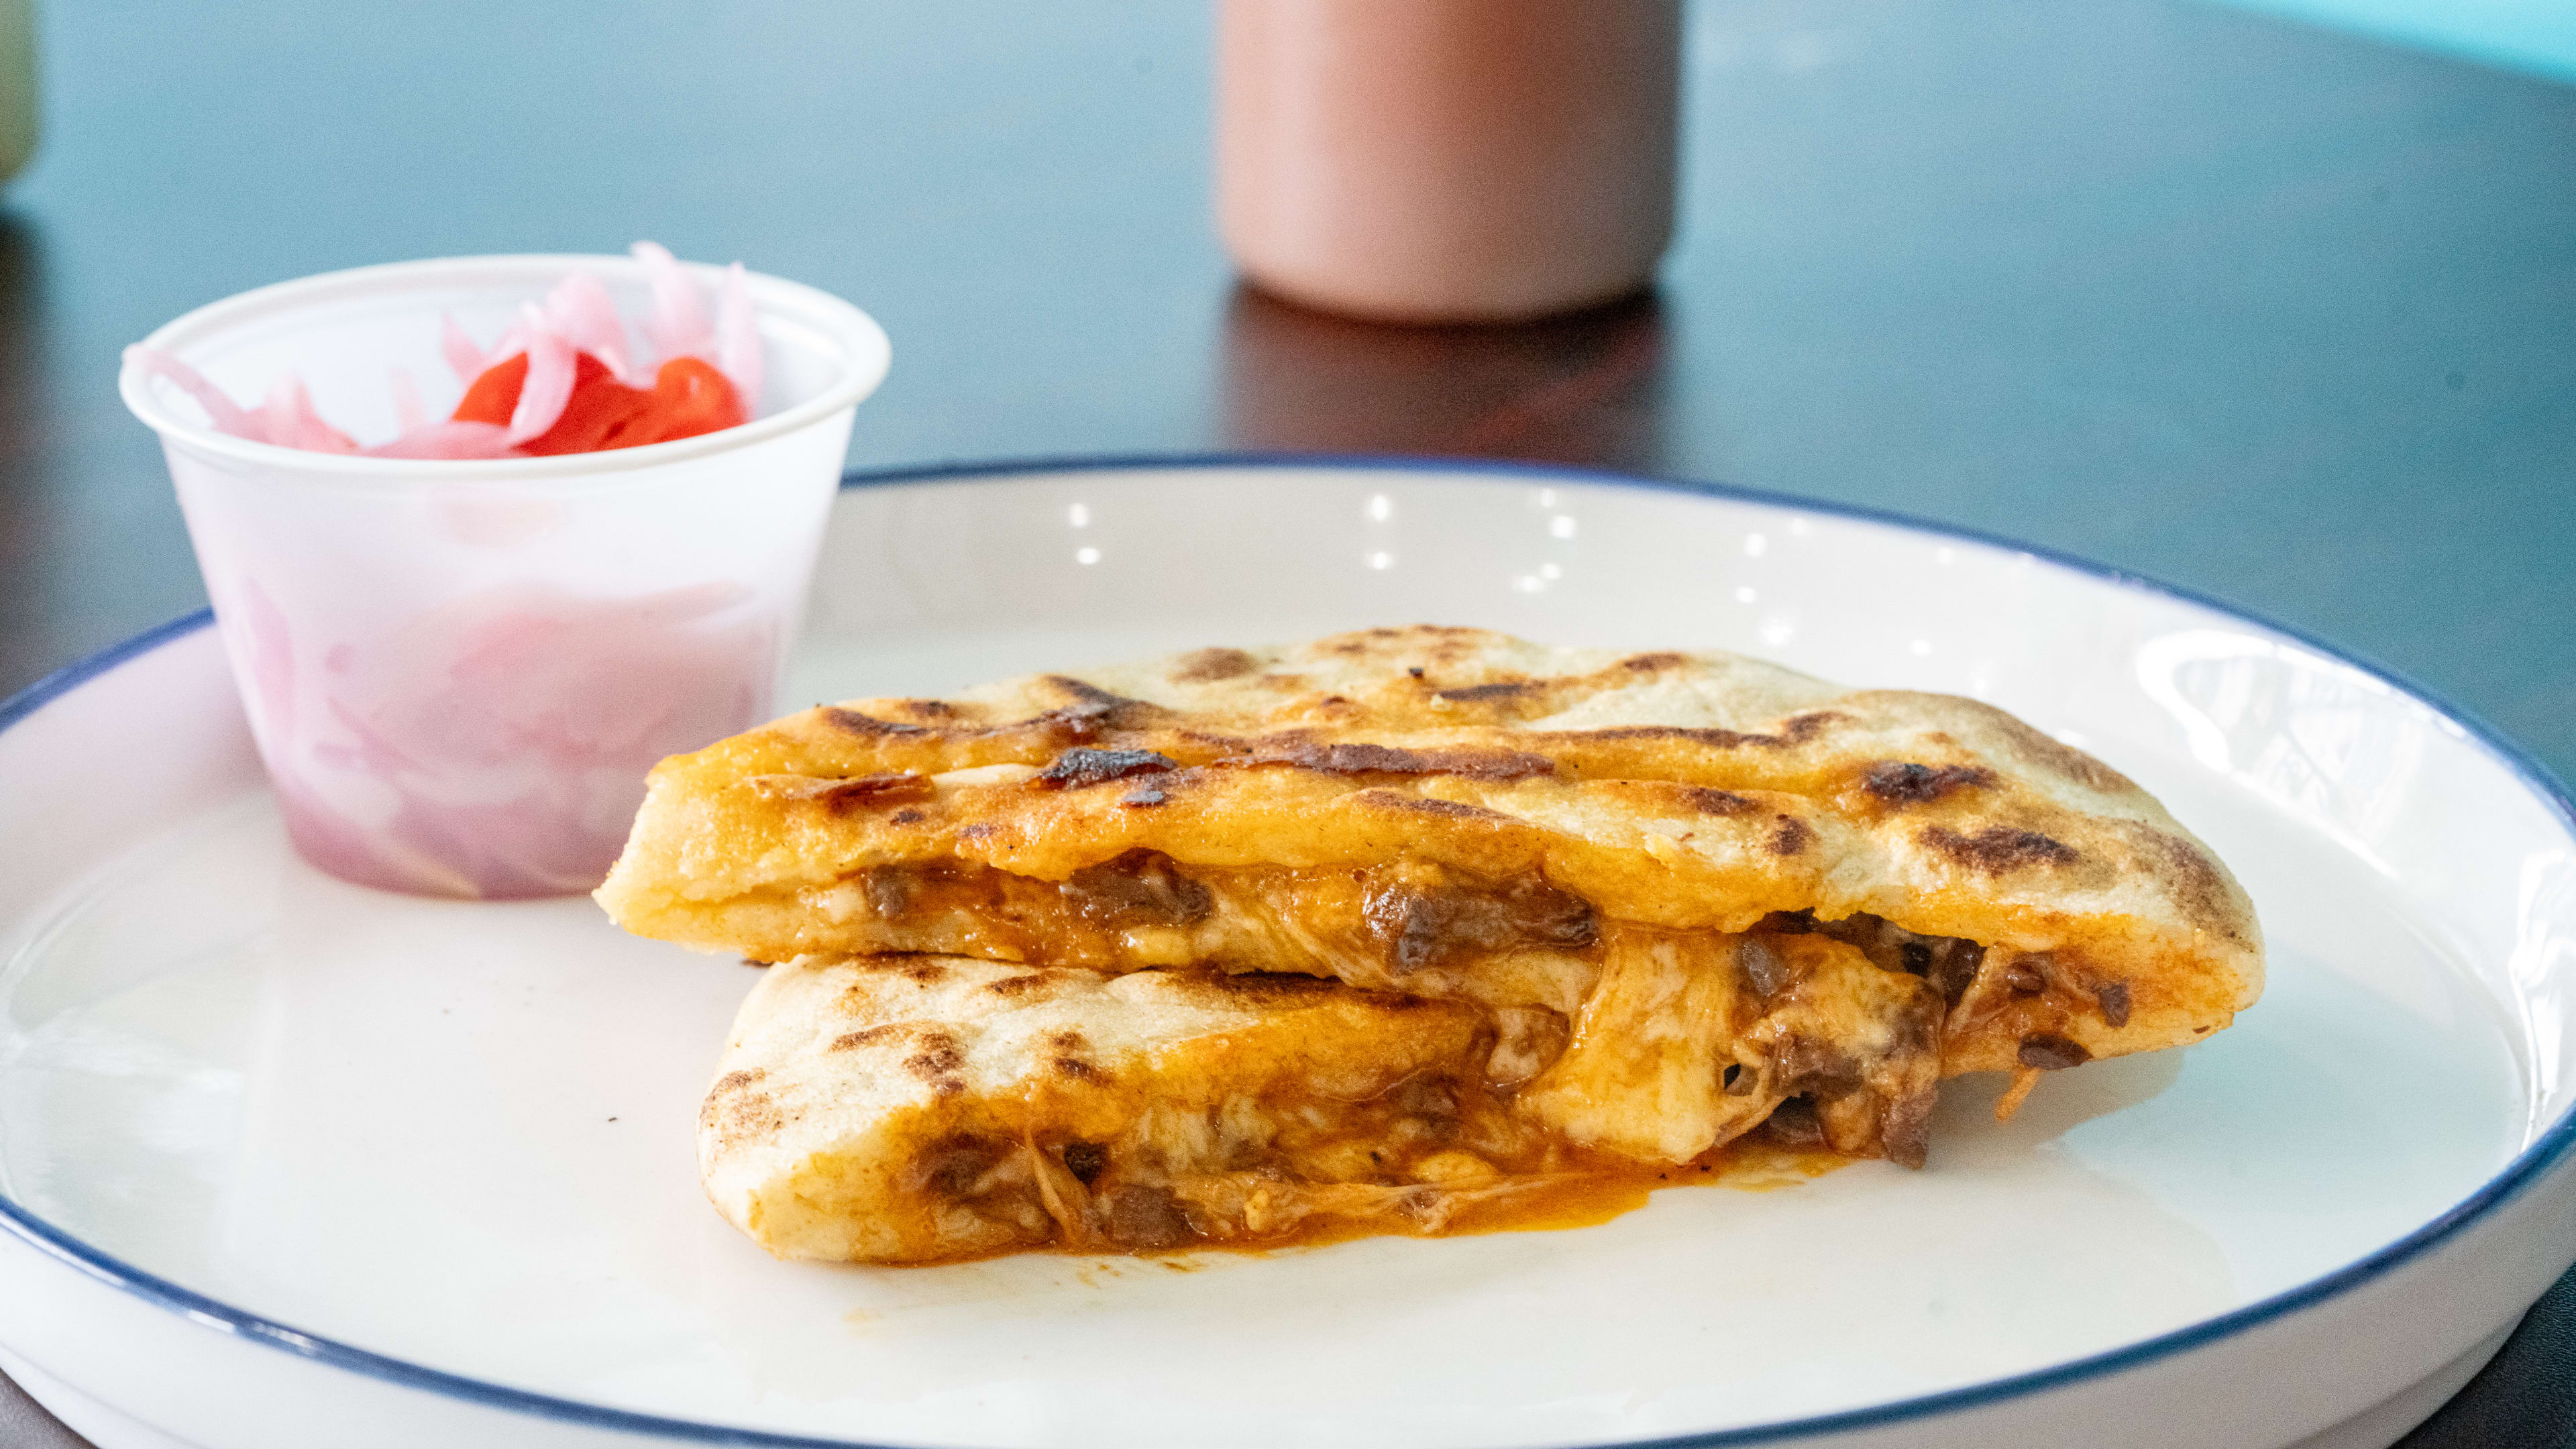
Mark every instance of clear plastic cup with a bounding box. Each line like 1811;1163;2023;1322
119;254;890;900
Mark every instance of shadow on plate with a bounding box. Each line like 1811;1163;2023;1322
1939;1049;2190;1150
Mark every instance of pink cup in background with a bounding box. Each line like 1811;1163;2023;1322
119;254;891;900
1218;0;1682;323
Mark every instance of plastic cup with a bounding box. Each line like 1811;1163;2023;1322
119;254;890;900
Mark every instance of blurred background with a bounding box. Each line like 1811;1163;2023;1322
2;1;2571;775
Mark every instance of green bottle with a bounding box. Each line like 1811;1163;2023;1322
0;0;34;183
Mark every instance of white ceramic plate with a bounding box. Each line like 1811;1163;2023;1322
3;458;2574;1449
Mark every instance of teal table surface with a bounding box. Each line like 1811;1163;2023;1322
0;1;2570;1446
2205;0;2576;85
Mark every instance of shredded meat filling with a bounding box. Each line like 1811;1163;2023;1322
1756;908;1987;1006
1099;1183;1195;1249
1757;1095;1825;1148
1060;849;1214;928
836;861;2025;1032
1061;1140;1108;1184
969;1058;1564;1252
1361;865;1598;973
830;854;1609;992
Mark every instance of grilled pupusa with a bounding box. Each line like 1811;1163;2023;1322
615;627;2262;1182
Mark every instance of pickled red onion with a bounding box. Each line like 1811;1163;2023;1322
506;317;580;446
716;262;763;415
364;421;517;460
542;271;646;386
439;314;486;384
389;368;426;433
632;241;711;364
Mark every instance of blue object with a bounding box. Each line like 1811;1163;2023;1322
2200;0;2576;83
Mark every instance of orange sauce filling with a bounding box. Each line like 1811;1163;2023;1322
1214;1138;1854;1257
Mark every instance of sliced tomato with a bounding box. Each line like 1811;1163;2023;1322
448;349;747;453
521;354;657;456
450;351;529;426
618;357;747;447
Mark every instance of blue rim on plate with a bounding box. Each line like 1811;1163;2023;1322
2;453;2571;1448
